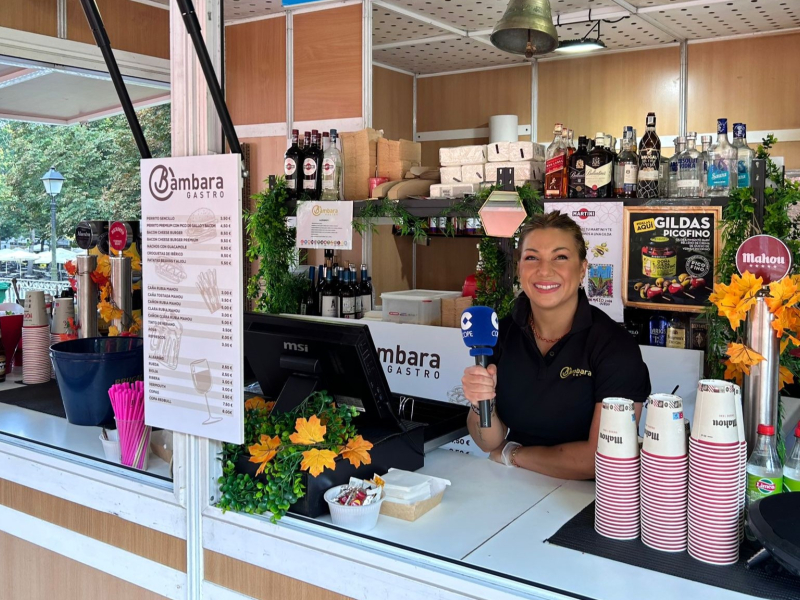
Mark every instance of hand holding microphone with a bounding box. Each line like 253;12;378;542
460;306;499;428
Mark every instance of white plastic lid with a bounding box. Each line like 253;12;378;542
381;290;461;302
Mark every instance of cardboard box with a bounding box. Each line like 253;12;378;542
439;145;486;166
439;166;463;184
461;164;485;183
486;141;511;162
429;183;478;199
442;295;473;327
341;128;383;200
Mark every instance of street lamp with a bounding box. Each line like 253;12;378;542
41;167;65;281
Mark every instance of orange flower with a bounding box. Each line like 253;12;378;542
723;358;744;387
779;365;794;390
300;448;337;477
339;436;373;469
289;415;326;445
90;270;109;288
96;254;111;277
731;271;763;299
64;260;77;277
766;277;800;316
248;435;282;476
726;342;765;376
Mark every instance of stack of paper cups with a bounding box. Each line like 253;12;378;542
595;398;640;540
50;298;75;379
734;384;746;543
22;291;51;384
688;380;741;565
640;393;688;552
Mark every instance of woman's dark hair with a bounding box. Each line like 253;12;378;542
517;211;587;262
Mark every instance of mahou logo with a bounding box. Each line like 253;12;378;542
736;235;792;284
756;478;777;494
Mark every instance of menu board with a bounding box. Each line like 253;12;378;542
140;155;244;444
622;206;722;313
544;201;624;322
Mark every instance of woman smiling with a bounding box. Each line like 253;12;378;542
461;211;650;480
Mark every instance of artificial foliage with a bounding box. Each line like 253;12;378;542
703;135;800;458
353;184;543;319
246;178;309;314
217;391;372;523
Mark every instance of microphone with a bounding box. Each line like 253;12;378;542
461;306;499;428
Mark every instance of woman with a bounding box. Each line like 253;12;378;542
461;211;650;479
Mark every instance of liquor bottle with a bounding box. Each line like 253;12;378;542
677;133;702;198
568;136;589;198
699;135;712;197
666;314;687;349
284;129;301;199
339;269;356;319
349;265;362;318
545;123;569;198
360;264;373;314
321;131;330;153
649;314;667;347
658;149;670;198
321;129;343;200
320;267;339;318
746;424;783;540
332;263;340;292
783;421;800;492
585;132;614;198
300;266;316;316
0;329;5;383
733;123;754;189
638;112;661;199
668;137;685;198
707;118;738;197
567;129;575;154
301;132;317;199
316;264;324;310
614;127;638;198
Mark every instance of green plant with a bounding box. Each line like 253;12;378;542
217;392;372;523
246;178;309;314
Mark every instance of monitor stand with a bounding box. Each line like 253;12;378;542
272;355;322;414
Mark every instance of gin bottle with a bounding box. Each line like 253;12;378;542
733;123;755;189
321;128;342;200
638;112;661;199
668;137;686;198
699;135;712;197
677;133;702;198
707;118;738;197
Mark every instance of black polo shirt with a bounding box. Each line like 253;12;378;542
491;291;650;447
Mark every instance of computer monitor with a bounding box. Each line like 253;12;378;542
242;312;396;427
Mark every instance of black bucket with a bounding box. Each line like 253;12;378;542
50;337;144;426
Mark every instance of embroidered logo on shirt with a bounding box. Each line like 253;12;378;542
560;366;592;379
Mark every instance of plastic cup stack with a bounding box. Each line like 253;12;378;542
595;397;640;540
640;393;688;552
108;381;150;470
688;379;741;565
50;298;75;379
733;384;746;543
22;291;51;384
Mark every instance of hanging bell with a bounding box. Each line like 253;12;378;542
491;0;559;58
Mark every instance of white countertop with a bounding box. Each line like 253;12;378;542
309;449;756;600
0;370;171;480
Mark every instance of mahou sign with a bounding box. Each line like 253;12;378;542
735;235;792;283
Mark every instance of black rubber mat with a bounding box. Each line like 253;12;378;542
0;379;67;418
547;501;800;600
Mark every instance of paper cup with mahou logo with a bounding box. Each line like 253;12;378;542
597;398;639;458
692;380;739;445
643;393;687;457
23;291;48;327
51;298;75;335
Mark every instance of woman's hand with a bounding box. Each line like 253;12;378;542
489;443;506;464
461;364;497;409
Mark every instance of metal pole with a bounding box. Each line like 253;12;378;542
50;195;58;281
679;40;688;137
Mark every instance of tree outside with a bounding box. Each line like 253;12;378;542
0;104;171;247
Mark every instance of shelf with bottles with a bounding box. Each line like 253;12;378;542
544;115;753;202
283;127;343;203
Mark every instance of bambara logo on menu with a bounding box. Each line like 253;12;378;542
377;345;441;379
149;164;225;202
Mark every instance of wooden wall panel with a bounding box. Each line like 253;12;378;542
773;141;800;171
293;5;362;121
67;0;169;59
538;47;680;142
688;33;800;133
372;226;413;300
373;66;414;141
416;237;479;292
0;532;166;600
242;136;289;193
0;478;186;571
417;65;530;132
205;550;353;600
226;17;287;126
0;0;56;36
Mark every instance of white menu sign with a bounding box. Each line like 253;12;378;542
141;154;244;444
296;200;353;250
544;201;624;322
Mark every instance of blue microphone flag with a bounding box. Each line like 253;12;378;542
461;306;499;356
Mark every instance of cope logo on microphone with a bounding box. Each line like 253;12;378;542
491;312;499;330
461;313;473;330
